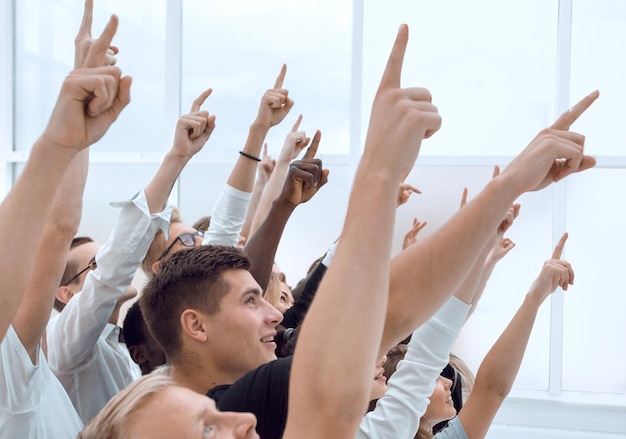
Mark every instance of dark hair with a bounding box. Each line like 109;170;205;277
139;245;250;362
55;236;95;312
122;301;146;349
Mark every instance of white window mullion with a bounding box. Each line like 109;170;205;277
549;0;574;397
165;0;183;207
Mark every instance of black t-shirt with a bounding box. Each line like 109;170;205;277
207;356;292;439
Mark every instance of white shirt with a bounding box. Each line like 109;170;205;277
358;297;470;439
0;324;83;438
46;190;170;423
203;184;251;246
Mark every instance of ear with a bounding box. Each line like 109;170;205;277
129;345;148;366
55;286;75;306
180;309;208;343
151;260;161;274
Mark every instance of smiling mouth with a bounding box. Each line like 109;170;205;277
261;336;275;343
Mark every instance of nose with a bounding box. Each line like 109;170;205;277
265;299;284;325
219;411;258;438
377;355;388;368
194;234;204;246
442;376;453;390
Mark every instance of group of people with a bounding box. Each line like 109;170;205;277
0;1;597;438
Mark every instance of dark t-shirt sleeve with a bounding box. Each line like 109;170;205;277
212;356;292;439
281;262;327;328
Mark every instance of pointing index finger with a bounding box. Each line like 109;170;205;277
78;0;94;39
291;114;303;133
550;91;599;130
274;64;287;89
378;24;409;92
190;88;212;112
552;232;568;259
303;130;321;159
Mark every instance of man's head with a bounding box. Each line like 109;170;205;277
55;237;98;311
55;236;137;313
123;301;166;375
139;245;283;382
142;208;209;278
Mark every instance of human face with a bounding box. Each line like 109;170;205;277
128;386;259;438
276;282;294;314
369;355;388;401
202;269;284;381
423;375;456;424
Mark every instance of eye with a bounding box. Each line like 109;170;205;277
245;295;256;305
203;425;214;438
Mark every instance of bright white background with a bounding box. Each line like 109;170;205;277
1;0;625;436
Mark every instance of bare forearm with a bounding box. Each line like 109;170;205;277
383;176;519;352
244;197;295;291
11;150;88;356
249;159;290;236
239;177;267;239
227;123;269;192
475;294;539;399
144;152;191;214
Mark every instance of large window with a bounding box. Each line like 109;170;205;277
3;0;625;435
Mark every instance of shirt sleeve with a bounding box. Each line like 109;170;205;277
46;191;171;372
203;184;252;246
356;297;470;439
434;416;468;439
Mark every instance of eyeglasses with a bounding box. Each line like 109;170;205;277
157;230;205;261
64;259;97;286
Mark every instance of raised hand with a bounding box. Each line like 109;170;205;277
397;183;421;207
363;25;441;179
254;64;294;129
258;143;276;184
402;217;428;250
41;15;131;154
459;187;469;209
530;233;574;303
278;114;310;163
486;237;516;263
501;91;599;195
74;0;118;69
171;88;216;159
497;203;521;237
279;130;329;208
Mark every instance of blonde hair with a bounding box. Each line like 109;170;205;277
141;206;181;278
78;369;172;439
263;271;284;309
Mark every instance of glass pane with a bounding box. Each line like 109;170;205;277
570;0;626;156
181;0;352;155
362;0;559;156
15;0;168;153
563;169;626;394
423;166;556;391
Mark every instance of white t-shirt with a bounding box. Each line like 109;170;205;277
0;324;83;438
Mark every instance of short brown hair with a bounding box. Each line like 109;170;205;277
139;245;250;362
54;236;94;312
141;206;181;278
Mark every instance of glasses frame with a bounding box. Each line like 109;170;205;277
64;259;97;286
157;230;205;262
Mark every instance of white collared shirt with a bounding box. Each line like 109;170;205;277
0;324;83;438
46;190;170;423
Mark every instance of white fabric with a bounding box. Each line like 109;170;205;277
203;184;251;246
46;190;170;423
357;296;470;439
0;324;83;438
434;416;468;439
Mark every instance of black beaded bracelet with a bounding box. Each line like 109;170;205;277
239;150;261;162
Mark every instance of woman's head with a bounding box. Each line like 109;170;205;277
78;370;258;439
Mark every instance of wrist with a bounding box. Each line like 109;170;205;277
34;134;80;162
250;120;271;134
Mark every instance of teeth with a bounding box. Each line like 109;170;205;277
261;336;274;343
